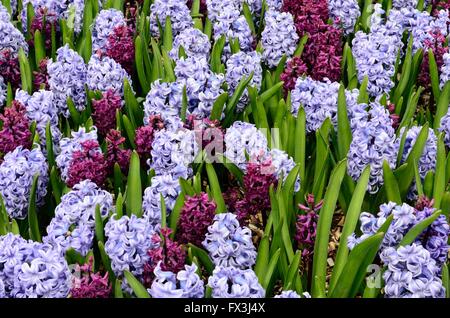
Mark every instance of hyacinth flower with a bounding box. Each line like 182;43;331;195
28;7;59;50
275;290;311;298
347;102;397;194
87;53;132;98
261;10;299;68
142;174;182;229
143;228;186;287
15;89;62;154
149;128;199;179
169;27;211;61
0;3;10;21
381;244;446;298
295;194;322;261
174;56;225;118
148;262;204;298
352;5;403;97
290;76;363;133
280;56;307;93
0;19;28;56
235;159;278;223
143;80;184;126
203;213;257;269
33;58;50;90
418;31;449;88
104;214;158;290
0;101;32;157
135;115;165;161
105;25;135;74
149;0;193;37
92;9;127;52
56;127;99;182
67;140;108;188
47;45;87;116
71;257;111;298
105;129;131;173
208;266;265;298
92;90;123;136
176;192;217;247
213;7;254;60
348;202;449;267
396;126;437;200
0;233;71;298
0;146;48;219
327;0;360;35
0;49;21;92
44;180;113;256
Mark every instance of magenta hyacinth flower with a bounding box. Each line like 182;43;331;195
92;90;122;136
135;115;165;160
176;192;217;247
295;194;322;260
0;49;21;90
105;129;131;173
106;25;135;75
67;140;108;188
0;101;32;157
71;257;112;298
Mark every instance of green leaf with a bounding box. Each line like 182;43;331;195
434;81;450;129
312;160;347;297
294;34;308;57
126;152;142;217
433;133;446;208
162;48;176;82
242;2;256;35
399;210;442;246
114;279;123;298
255;235;270;283
34;30;45;65
187;244;214;274
263;248;280;291
329;233;384;298
50;166;62;204
442;264;449;298
211;35;226;73
122;115;136;149
28;174;41;242
259;81;284;104
115;192;124;219
163;16;173;51
392;38;412;104
65;248;86;265
67;97;82;125
124;271;150;298
216;154;244;184
45;121;55;168
18;48;32;94
98;241;116;283
337;84;352;160
134;36;150;93
168;192;185;238
329;165;370;292
357;76;369;104
205;163;226;213
95;204;104;243
295;107;306;183
382;160;401;204
210;92;228;121
428;49;441;101
180;85;188;121
160;193;167;229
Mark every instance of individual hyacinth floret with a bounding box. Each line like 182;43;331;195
87;53;132;98
149;0;193;37
169;27;211;61
0;233;71;298
208;266;265;298
142;174;182;229
381;243;446;298
47;45;87;117
347;102;397;194
56;127;99;182
44;180;113;256
92;9;127;52
202;213;257;269
0;146;48;219
261;10;299;68
148;262;204;298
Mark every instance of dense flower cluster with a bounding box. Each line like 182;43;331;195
149;0;193;37
203;213;257;269
347;102;397;194
71;258;111;298
0;49;21;91
0;146;48;219
105;130;131;173
148;262;204;298
176;193;217;246
208;266;265;298
106;25;135;74
92;9;127;52
47;45;87;116
328;0;360;34
0;233;71;298
0;101;32;156
170;27;211;61
295;194;322;260
261;10;298;68
92;90;123;136
44;180;113;256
